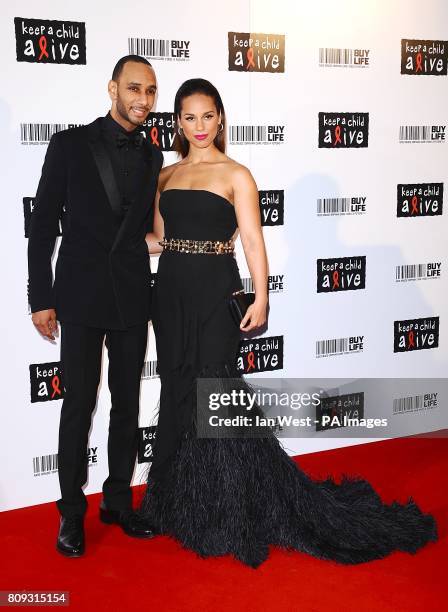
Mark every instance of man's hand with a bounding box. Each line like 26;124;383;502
32;309;58;340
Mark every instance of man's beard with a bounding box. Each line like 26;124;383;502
116;95;147;126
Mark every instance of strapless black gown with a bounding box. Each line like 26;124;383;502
139;189;438;568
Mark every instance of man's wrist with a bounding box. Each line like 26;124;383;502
31;305;55;314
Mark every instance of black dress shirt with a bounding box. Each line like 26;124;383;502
101;112;148;219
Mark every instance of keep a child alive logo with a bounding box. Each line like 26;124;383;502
238;336;283;374
138;427;157;463
318;113;369;148
29;361;65;403
397;183;443;217
316;392;364;431
394;317;439;352
401;39;447;75
317;257;366;293
259;190;284;226
228;32;285;73
143;113;175;151
14;18;86;65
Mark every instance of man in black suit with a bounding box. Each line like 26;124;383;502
28;55;163;557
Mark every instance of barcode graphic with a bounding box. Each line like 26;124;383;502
241;277;254;292
316;337;348;357
142;360;158;379
229;126;267;143
21;123;66;143
33;453;58;476
128;37;170;58
317;197;351;214
319;48;354;66
399;125;432;143
393;395;424;414
395;264;433;281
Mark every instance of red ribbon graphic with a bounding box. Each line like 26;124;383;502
38;35;49;61
246;48;255;69
415;52;423;72
332;270;340;290
150;127;160;146
334;125;342;146
51;375;62;399
408;331;415;348
246;351;255;372
411;195;419;215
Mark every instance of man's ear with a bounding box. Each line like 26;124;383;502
108;79;118;102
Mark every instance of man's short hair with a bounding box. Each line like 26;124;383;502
112;55;153;81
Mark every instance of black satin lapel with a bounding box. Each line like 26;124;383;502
87;127;122;218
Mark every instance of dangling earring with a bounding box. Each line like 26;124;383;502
218;123;224;133
177;125;184;136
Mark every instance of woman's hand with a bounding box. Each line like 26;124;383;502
240;297;268;332
145;232;163;254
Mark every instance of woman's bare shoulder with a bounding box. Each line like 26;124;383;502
224;157;257;189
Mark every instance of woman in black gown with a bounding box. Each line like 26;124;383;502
140;78;438;568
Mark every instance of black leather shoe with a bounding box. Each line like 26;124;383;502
56;515;85;557
99;503;157;538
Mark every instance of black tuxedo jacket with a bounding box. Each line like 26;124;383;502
28;117;163;329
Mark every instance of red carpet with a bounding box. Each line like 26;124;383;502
1;435;446;611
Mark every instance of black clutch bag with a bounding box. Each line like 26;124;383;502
229;289;256;326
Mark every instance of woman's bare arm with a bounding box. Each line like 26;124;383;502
232;165;269;332
145;187;164;254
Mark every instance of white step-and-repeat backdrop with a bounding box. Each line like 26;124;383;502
1;0;447;512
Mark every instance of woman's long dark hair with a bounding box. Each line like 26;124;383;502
173;78;226;157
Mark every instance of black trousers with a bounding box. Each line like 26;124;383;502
56;321;148;517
